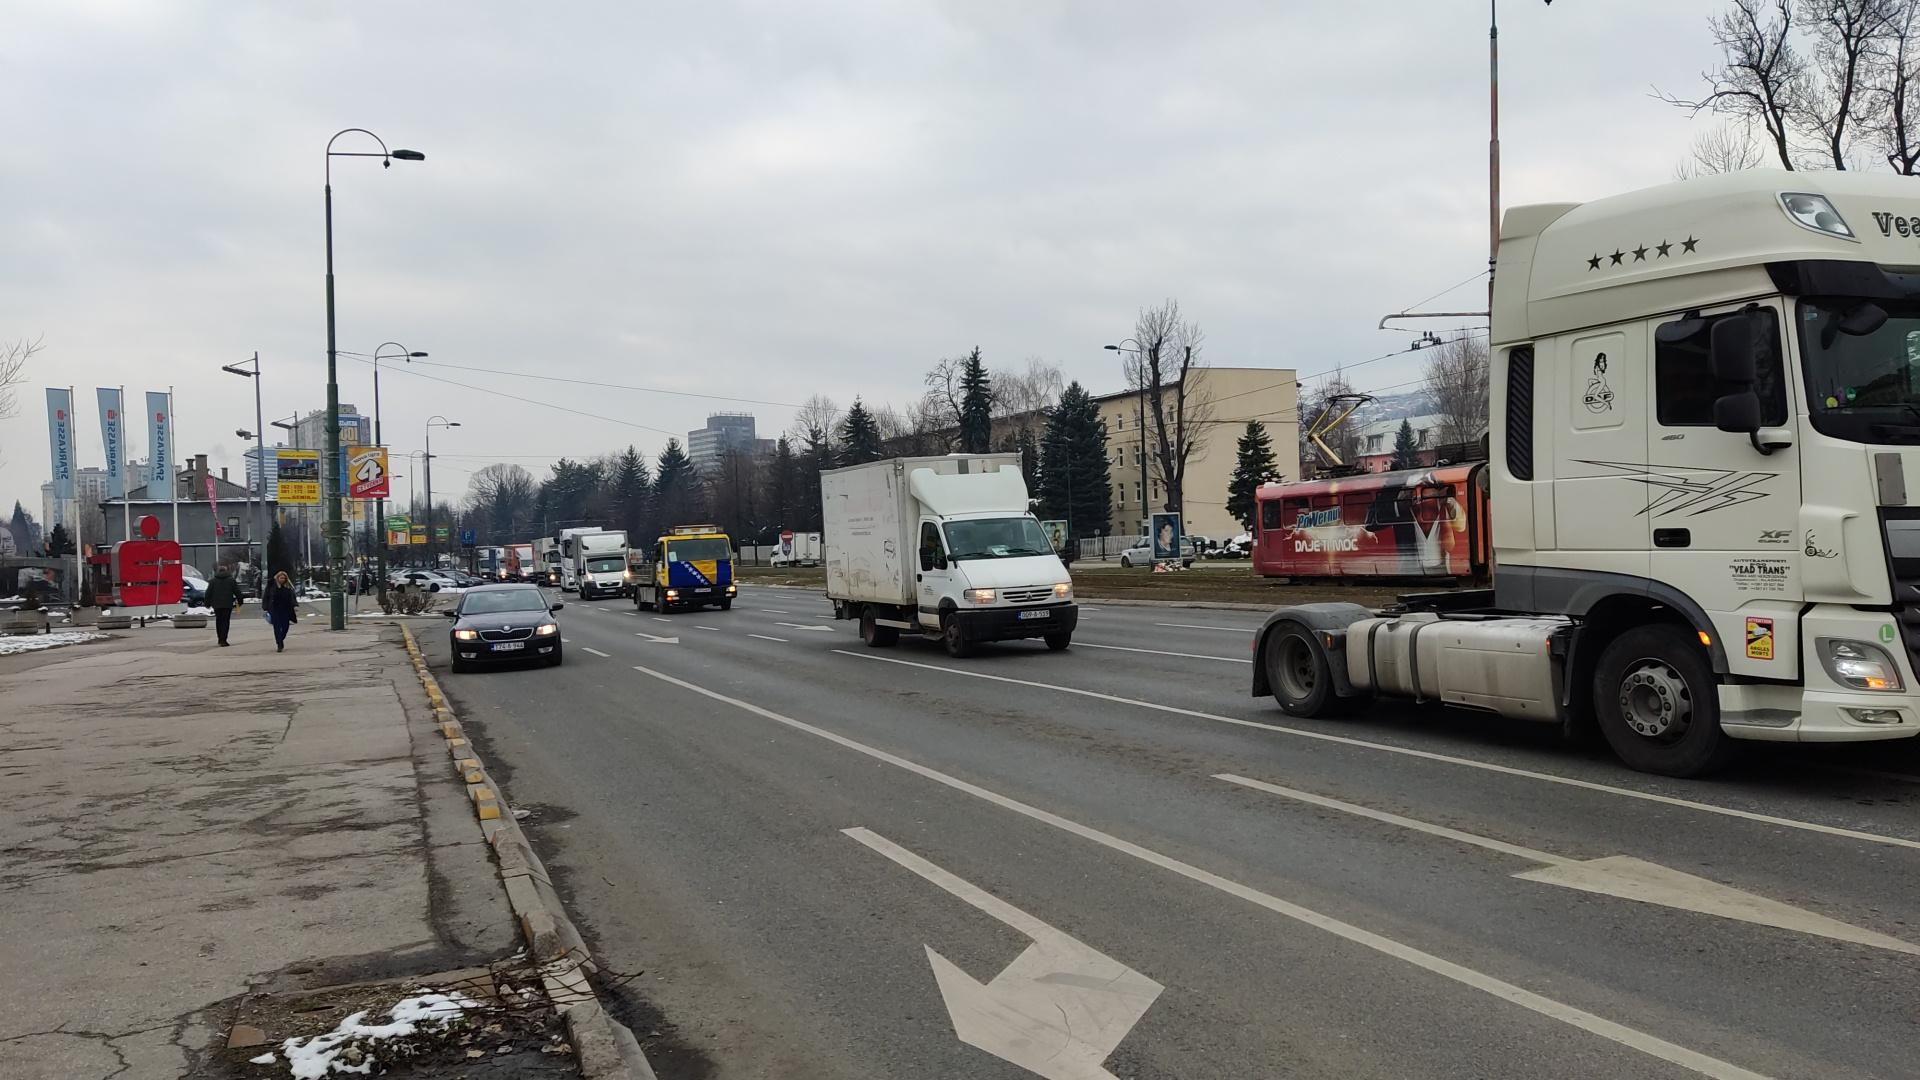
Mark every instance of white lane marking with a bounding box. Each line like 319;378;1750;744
562;638;572;643
846;827;1162;1079
582;647;611;658
620;610;639;617
155;640;203;647
836;651;1920;853
633;632;679;644
696;625;722;631
653;617;671;623
629;664;1771;1080
1216;774;1920;956
808;613;835;619
748;634;789;643
759;608;791;614
776;622;835;633
1075;642;1251;665
1154;622;1256;633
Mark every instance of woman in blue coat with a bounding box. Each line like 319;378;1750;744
267;571;299;652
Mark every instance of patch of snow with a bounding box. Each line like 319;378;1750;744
249;1051;277;1065
279;991;480;1079
0;631;104;656
0;595;24;603
181;605;213;616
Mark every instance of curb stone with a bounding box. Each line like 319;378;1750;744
400;625;656;1080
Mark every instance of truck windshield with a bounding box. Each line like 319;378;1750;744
943;517;1053;560
667;538;731;562
586;556;625;573
1800;298;1920;442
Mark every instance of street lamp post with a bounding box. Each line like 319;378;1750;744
221;354;266;579
371;343;427;593
325;128;424;630
269;413;303;570
1104;339;1148;539
424;416;459;567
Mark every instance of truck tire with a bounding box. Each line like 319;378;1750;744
1044;632;1071;651
943;616;973;658
859;609;898;648
1592;624;1735;777
721;599;733;611
1264;623;1363;717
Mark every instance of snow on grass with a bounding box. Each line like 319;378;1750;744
277;991;481;1078
0;630;104;656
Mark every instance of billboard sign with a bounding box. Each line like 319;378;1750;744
1040;519;1068;553
347;446;389;500
409;524;427;545
145;391;172;489
1151;512;1182;562
276;450;321;505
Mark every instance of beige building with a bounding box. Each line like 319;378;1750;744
1094;366;1298;541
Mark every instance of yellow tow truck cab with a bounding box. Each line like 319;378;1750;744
633;525;736;613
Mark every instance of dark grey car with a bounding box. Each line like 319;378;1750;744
446;583;564;672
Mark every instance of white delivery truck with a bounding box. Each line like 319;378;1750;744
773;531;822;567
532;537;562;588
1254;170;1920;777
824;454;1076;656
570;529;630;600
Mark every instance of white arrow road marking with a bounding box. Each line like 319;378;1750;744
1074;642;1251;664
581;647;610;658
633;632;679;644
747;634;789;643
1216;774;1920;956
629;664;1771;1080
839;651;1920;853
776;622;835;633
844;827;1161;1080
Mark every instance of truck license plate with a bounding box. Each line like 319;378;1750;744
693;587;711;593
1017;609;1050;620
492;641;524;651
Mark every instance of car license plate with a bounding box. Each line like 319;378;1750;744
492;641;524;651
1017;609;1050;620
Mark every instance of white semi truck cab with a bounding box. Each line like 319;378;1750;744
1255;170;1920;775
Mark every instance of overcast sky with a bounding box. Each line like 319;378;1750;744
2;0;1724;512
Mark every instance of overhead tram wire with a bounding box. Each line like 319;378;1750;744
337;352;684;439
335;350;806;410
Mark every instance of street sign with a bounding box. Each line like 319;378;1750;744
347;446;390;499
409;525;427;544
459;528;476;547
387;515;409;531
277;449;321;505
434;526;450;542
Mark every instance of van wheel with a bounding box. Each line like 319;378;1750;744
1044;632;1071;651
1593;624;1734;777
860;610;898;648
943;616;973;658
1264;624;1364;717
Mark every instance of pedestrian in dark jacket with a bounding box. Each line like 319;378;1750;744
267;571;299;652
205;565;240;646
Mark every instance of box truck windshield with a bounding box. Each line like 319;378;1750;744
585;555;625;574
943;517;1055;560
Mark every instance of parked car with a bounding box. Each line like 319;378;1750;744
1118;536;1196;568
445;583;564;672
392;569;461;593
181;572;209;606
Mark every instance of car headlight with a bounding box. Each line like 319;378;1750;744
535;623;558;636
1053;582;1072;599
1817;638;1903;691
453;629;479;641
964;588;995;604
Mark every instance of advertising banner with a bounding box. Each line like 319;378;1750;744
409;524;427;545
1150;512;1182;561
388;528;411;547
1040;519;1068;553
45;388;74;501
347;446;390;500
1252;464;1486;581
95;388;125;498
434;526;450;542
276;450;321;505
145;391;172;488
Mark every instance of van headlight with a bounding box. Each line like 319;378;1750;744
1817;638;1903;691
964;588;996;604
1053;582;1072;599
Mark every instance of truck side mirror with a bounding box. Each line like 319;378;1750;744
1713;392;1762;434
1708;314;1757;385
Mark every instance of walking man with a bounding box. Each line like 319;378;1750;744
205;564;240;646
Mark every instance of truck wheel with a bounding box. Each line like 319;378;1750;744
943;616;973;658
721;599;733;611
1044;632;1071;651
859;610;898;648
1592;624;1734;777
1264;624;1361;717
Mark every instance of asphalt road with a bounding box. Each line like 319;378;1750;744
417;585;1920;1080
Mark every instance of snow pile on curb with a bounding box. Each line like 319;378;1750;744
0;631;104;656
273;991;481;1078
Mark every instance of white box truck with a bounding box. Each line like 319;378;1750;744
773;531;822;567
823;454;1076;656
1253;170;1920;777
570;529;630;600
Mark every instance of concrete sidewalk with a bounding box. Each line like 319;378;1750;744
0;614;526;1078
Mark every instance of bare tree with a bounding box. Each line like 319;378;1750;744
1674;121;1770;177
921;356;967;439
1661;0;1806;169
1423;333;1491;454
1873;0;1920;170
1131;300;1214;518
0;337;43;471
465;463;538;542
1799;0;1900;168
789;394;841;445
992;357;1064;432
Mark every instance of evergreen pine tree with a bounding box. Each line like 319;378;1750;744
958;347;993;453
46;522;72;557
800;425;833;531
266;519;292;581
653;439;698;527
1037;382;1113;542
1015;427;1040;494
1389;419;1420;471
766;437;798;528
1225;420;1282;530
611;445;652;539
838;398;883;465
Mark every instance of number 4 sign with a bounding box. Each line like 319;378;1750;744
347;446;390;500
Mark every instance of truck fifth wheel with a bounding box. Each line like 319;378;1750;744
1254;171;1920;777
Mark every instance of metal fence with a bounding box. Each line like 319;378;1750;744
1076;536;1138;560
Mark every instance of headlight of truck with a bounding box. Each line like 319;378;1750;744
1053;582;1071;599
964;588;995;605
1817;638;1904;691
453;629;479;641
726;584;737;595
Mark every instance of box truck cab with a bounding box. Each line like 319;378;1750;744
824;454;1077;657
568;529;629;600
1255;170;1920;776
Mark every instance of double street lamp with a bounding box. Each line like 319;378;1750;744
324;127;424;630
1103;338;1149;538
221;353;266;575
372;342;427;591
424;416;459;567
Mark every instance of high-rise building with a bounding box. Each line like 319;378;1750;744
40;467;111;532
244;445;281;500
687;413;771;473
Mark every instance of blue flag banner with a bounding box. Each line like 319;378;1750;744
46;388;74;501
146;391;173;490
96;388;126;498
